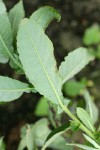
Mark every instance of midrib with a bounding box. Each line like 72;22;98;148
0;88;32;92
26;25;62;104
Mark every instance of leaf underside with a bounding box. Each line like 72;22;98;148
59;48;94;84
17;19;63;104
9;0;25;40
0;0;14;63
30;6;61;30
0;76;30;102
77;107;95;132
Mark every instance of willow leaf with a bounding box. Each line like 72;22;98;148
26;125;36;150
42;131;66;150
42;127;70;150
83;90;99;124
0;137;5;150
76;107;95;132
66;143;98;150
83;134;100;149
9;0;25;40
0;0;14;63
18;125;36;150
59;48;94;84
30;6;61;30
0;76;31;102
17;19;63;104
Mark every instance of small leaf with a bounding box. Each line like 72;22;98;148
9;53;23;72
17;19;63;104
18;125;37;150
18;136;26;150
83;134;100;149
35;97;49;116
19;119;72;150
83;90;99;124
66;143;99;150
9;0;25;40
46;123;69;141
59;48;94;84
41;127;70;150
0;76;32;102
63;80;85;97
26;125;36;150
0;137;5;150
0;0;14;63
76;107;95;132
34;118;50;147
30;6;61;30
83;25;100;46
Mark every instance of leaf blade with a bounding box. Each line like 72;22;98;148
30;6;61;30
9;0;25;39
83;25;100;46
26;125;36;150
76;107;95;132
17;19;63;104
83;90;99;124
66;143;99;150
0;76;31;102
42;130;68;150
0;0;14;63
35;97;49;116
83;134;100;149
42;124;70;150
59;48;94;84
0;137;5;150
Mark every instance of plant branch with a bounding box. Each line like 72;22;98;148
58;99;95;139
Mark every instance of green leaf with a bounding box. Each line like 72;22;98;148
18;125;37;150
41;128;70;150
63;80;85;97
83;25;100;46
19;119;73;150
9;53;24;73
76;107;95;132
34;119;72;150
26;125;36;150
0;76;31;102
35;97;49;116
33;119;51;147
0;137;5;150
30;6;61;30
59;48;94;84
0;0;14;63
66;143;99;150
9;0;25;40
18;119;50;149
17;19;63;104
83;134;100;149
41;124;72;150
83;90;99;124
46;123;69;141
18;136;26;150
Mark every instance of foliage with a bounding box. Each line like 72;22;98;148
83;24;100;59
0;0;99;150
